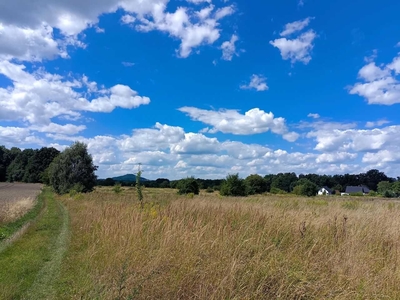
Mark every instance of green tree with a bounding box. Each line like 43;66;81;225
23;147;60;183
271;172;298;193
377;181;393;195
48;142;97;194
177;177;200;195
7;149;35;182
292;178;318;197
245;174;267;195
220;174;248;197
392;181;400;196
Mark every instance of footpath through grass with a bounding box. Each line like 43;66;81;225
0;188;68;300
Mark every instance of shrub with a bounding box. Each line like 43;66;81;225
383;190;396;198
220;174;248;197
113;184;123;194
270;187;287;194
177;177;200;195
350;192;364;197
206;187;214;193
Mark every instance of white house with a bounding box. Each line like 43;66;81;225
317;186;333;196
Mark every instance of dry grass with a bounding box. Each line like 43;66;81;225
0;197;37;224
58;188;400;299
0;183;42;225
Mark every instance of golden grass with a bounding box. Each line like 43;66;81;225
0;197;36;224
58;188;400;299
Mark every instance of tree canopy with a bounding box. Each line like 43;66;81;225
48;142;97;194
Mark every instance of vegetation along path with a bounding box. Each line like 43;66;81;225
0;188;69;300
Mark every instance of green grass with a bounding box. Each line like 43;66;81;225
0;191;44;241
0;188;65;300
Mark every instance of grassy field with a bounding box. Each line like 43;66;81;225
1;186;400;299
52;187;400;299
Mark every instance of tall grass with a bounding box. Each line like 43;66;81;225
57;188;400;299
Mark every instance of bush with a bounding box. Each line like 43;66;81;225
206;187;214;193
270;187;287;194
220;174;248;197
113;184;123;194
291;179;318;197
177;177;200;195
383;190;396;198
350;192;364;197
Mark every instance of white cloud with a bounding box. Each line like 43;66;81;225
30;123;86;135
133;3;235;58
122;61;135;67
121;14;136;24
307;113;320;119
0;22;61;62
0;60;150;132
270;30;316;64
306;124;400;154
178;107;299;141
316;152;357;164
240;74;269;91
350;53;400;105
186;0;212;4
0;126;43;147
365;120;390;128
0;0;234;61
280;17;312;37
171;133;220;154
221;34;239;61
357;62;390;81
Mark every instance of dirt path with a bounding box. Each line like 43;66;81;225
25;201;69;300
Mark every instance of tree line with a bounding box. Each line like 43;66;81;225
101;169;399;197
0;146;60;183
0;143;97;194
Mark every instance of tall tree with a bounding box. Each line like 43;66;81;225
245;174;267;195
48;142;97;194
7;149;35;182
23;147;60;183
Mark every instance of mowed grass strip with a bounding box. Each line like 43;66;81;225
55;188;400;299
0;188;64;300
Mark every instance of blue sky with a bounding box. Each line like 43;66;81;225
0;0;400;179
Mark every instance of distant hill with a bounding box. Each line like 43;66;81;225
112;174;149;182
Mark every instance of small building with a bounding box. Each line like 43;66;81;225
345;186;370;195
318;186;333;196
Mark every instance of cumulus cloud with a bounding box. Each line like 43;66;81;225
0;126;43;147
270;30;316;64
178;106;299;141
221;34;239;61
270;18;316;64
280;17;312;37
306;123;400;154
0;0;235;61
240;75;269;91
350;53;400;105
133;3;235;58
0;60;150;132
